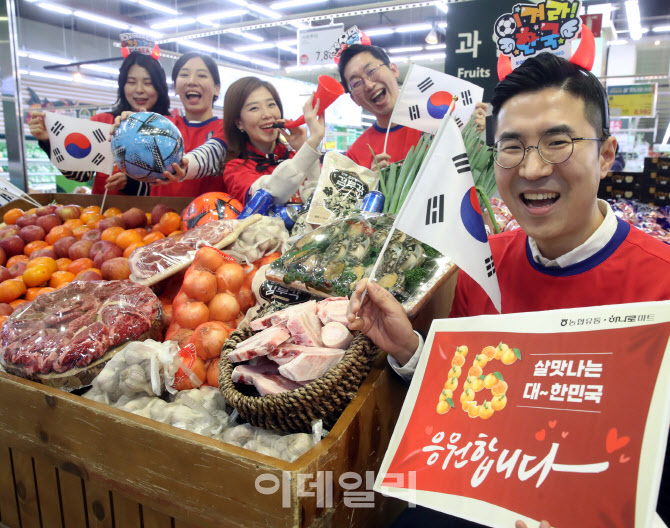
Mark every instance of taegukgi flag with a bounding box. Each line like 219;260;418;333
44;112;114;174
392;63;485;133
394;116;501;312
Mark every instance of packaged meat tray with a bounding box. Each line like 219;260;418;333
0;280;165;389
128;215;261;286
265;213;456;317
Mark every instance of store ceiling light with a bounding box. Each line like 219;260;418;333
433;1;448;14
197;19;220;28
229;29;265;42
425;43;446;50
130;26;164;39
199;9;248;22
425;27;438;45
20;69;118;88
396;23;433;33
177;39;217;53
608;39;629;45
411;52;446;61
624;0;642;40
81;64;121;74
364;28;395;37
152;17;196;30
233;42;275;52
652;25;670;33
289;21;311;30
37;2;72;15
654;40;661;45
389;46;423;54
74;10;130;29
21;51;71;64
137;0;178;15
437;22;447;29
247;3;283;20
270;0;327;9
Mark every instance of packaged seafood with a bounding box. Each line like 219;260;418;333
265;213;456;317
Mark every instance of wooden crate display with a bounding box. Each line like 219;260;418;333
0;356;407;528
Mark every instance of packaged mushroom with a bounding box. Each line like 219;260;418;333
265;212;456;317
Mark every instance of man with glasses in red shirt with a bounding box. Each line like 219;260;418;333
338;44;424;171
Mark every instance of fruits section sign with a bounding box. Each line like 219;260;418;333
607;84;658;118
375;302;670;527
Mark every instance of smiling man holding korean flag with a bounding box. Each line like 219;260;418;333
347;50;670;528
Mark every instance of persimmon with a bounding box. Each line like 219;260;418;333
0;279;26;303
49;271;75;289
67;258;94;275
3;208;24;225
101;227;125;244
158;212;181;236
115;230;143;251
24;240;49;257
45;225;74;246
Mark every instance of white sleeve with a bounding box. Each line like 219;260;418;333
249;143;320;204
387;331;423;383
182;137;227;180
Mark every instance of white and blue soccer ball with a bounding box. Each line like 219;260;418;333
111;112;184;183
495;15;517;38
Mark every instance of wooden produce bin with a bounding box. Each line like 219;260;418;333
0;355;408;528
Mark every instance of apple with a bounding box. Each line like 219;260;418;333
89;240;117;261
30;248;57;260
151;204;174;226
36;204;58;217
0;247;6;267
0;303;13;316
36;214;62;233
122;207;147;229
74;270;103;282
98;216;126;231
0;236;25;257
68;240;94;260
0;225;20;240
101;257;131;280
53;236;77;259
8;261;27;278
0;266;11;283
93;245;123;269
81;229;102;243
56;205;81;221
18;225;46;244
15;214;38;228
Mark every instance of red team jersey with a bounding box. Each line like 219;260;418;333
450;218;670;317
346;123;423;169
151;116;226;198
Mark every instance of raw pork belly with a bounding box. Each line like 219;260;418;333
249;300;317;331
286;310;323;347
316;298;350;327
321;322;353;349
253;374;303;396
278;348;346;382
231;360;280;384
227;325;290;363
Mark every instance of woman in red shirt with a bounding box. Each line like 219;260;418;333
221;76;323;205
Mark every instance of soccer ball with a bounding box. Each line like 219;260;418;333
111;112;184;183
181;192;243;230
495;15;517;38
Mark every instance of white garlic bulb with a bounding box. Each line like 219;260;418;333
119;364;153;397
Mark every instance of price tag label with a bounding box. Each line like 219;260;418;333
297;24;344;66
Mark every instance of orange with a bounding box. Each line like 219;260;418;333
25;287;43;301
168;230;182;238
63;219;84;230
143;232;165;244
9;299;27;309
3;208;24;225
6;255;29;268
145;212;152;225
124;242;145;259
49;271;75;289
133;228;148;239
83;206;100;215
115;230;143;251
85;214;104;229
436;401;450;414
468;365;483;378
80;211;97;224
502;349;518;365
481;346;497;360
101;227;125;244
23;264;52;288
45;225;74;246
56;258;72;272
159;212;182;236
25;208;37;216
37;287;56;297
0;315;7;327
452;355;465;367
72;225;90;239
103;207;122;218
491;380;508;396
0;279;26;303
151;224;162;233
24;240;49;257
67;258;94;275
27;257;58;275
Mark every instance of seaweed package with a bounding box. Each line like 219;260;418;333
265;213;455;317
306;152;379;226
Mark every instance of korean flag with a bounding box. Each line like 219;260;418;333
44;112;114;174
392;63;485;133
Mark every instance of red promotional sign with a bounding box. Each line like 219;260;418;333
375;303;670;527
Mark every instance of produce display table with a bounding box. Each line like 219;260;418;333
0;355;407;528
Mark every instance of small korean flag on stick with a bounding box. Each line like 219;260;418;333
44;112;114;174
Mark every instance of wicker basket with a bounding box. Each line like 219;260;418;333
219;325;382;433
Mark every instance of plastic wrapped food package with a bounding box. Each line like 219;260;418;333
0;280;165;379
266;212;455;317
128;215;261;286
224;216;290;265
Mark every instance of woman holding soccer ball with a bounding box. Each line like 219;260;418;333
28;51;171;196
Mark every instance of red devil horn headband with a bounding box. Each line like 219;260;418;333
497;24;596;81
